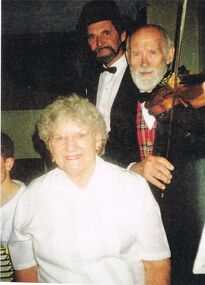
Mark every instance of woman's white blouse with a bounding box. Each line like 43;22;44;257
9;157;170;284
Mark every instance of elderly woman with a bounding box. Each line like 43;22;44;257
9;94;171;284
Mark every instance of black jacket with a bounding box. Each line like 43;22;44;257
152;105;205;282
86;66;140;167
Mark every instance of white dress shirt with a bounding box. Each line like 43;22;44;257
141;102;156;130
193;223;205;274
96;54;127;133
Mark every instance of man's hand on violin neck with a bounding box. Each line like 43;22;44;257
130;156;174;190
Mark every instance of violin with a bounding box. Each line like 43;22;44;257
145;68;205;117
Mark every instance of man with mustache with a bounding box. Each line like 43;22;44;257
126;24;205;284
77;0;138;167
126;24;176;190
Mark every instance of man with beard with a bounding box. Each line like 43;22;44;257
126;24;175;190
126;24;205;284
77;0;138;166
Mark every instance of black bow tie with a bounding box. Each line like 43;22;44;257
100;66;117;74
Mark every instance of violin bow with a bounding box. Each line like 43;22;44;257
166;0;188;158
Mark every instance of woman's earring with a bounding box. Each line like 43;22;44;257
51;153;55;163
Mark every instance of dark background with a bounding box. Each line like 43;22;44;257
2;0;147;110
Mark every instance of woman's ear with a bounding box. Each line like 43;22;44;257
166;47;175;65
48;141;52;153
48;142;55;163
95;133;103;155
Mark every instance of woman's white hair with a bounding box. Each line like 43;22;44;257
38;94;108;153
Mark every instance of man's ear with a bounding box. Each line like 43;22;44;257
120;31;127;43
125;49;130;64
5;157;14;172
166;47;175;65
125;35;131;64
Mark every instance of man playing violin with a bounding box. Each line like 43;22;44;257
126;24;205;284
126;24;176;190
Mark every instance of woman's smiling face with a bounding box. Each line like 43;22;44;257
49;118;101;186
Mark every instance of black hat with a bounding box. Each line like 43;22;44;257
77;0;123;33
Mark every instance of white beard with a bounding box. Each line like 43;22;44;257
130;63;168;92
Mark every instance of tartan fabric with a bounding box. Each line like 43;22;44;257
136;102;156;160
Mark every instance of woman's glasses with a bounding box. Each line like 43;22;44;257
49;130;92;146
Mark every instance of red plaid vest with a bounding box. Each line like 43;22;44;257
136;101;157;160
